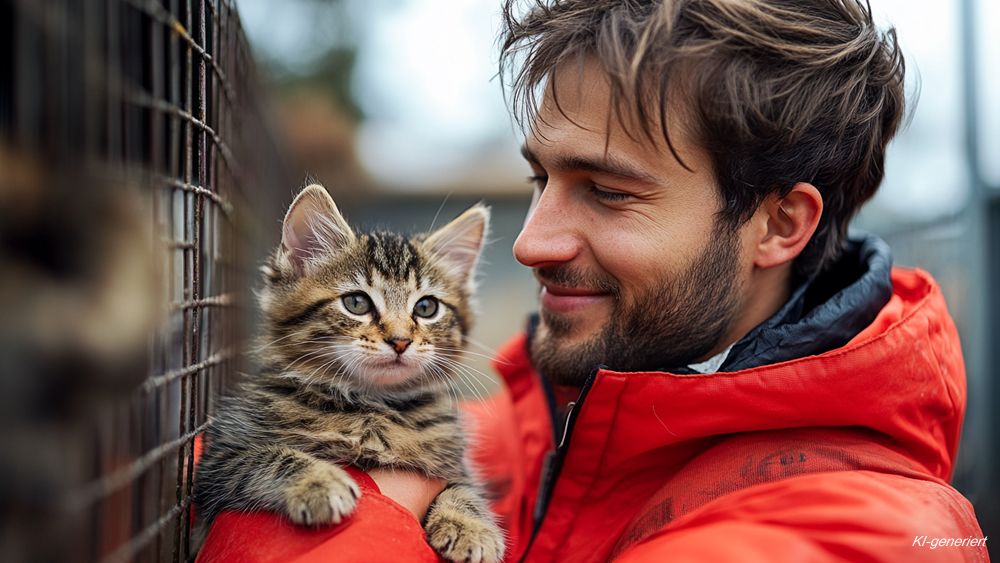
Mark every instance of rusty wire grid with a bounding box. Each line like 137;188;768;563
0;0;288;561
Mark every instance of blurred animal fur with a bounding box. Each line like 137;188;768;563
0;145;162;563
194;184;505;563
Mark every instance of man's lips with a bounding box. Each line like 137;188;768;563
539;284;610;315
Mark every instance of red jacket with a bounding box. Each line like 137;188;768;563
197;267;988;562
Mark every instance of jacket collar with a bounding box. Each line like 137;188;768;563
678;233;895;373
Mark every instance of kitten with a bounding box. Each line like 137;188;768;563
194;184;505;563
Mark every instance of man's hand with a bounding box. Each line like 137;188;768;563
367;468;447;521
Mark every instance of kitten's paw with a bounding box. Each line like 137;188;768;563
425;510;505;563
284;462;361;526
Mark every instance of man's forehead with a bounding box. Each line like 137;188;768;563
527;56;700;167
534;58;624;132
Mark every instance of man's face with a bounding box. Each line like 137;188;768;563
514;61;754;385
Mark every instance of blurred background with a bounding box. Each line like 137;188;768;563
0;0;996;560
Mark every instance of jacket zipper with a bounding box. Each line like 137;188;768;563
517;368;600;562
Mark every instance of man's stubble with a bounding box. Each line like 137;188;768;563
530;224;744;387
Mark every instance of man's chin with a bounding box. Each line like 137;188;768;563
530;319;605;387
538;308;606;340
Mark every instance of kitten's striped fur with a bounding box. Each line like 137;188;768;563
194;185;504;563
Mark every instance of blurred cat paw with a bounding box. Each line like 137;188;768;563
425;510;505;563
283;462;361;526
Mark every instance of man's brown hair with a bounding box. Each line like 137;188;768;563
500;0;906;277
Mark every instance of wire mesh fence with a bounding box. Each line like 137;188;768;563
0;0;287;561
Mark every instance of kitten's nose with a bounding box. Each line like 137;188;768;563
386;337;412;354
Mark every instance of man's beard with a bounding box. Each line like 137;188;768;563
530;224;744;386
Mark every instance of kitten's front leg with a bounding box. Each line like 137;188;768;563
196;443;360;527
281;451;361;525
424;478;506;563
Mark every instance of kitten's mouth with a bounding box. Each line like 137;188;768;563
378;353;414;367
360;353;423;385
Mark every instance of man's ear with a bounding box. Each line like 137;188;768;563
754;182;823;269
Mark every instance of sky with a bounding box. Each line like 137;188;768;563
237;0;1000;227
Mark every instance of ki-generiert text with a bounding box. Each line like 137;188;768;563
912;536;987;549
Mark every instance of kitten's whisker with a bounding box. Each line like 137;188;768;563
323;361;346;394
462;335;496;352
427;363;461;405
424;361;452;390
444;366;499;417
432;347;503;362
320;362;352;393
256;332;354;353
428;192;453;233
324;351;357;380
433;356;498;387
333;354;366;391
431;357;497;408
253;330;311;352
315;355;344;381
286;341;354;368
455;370;489;406
428;358;480;402
464;336;514;366
329;353;359;383
287;348;334;370
306;350;351;385
288;343;350;358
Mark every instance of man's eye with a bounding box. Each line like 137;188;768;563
528;175;548;189
590;185;630;202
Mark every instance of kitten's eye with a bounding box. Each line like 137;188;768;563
342;293;373;315
413;296;439;319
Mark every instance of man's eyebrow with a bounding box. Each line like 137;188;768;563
558;154;660;185
520;144;659;185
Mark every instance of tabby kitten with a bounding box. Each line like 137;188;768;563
194;185;505;563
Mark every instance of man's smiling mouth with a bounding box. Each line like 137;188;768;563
538;281;612;315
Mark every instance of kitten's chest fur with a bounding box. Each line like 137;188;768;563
224;373;466;480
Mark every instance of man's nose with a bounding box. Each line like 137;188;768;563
512;186;581;268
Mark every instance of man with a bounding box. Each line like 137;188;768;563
197;0;987;561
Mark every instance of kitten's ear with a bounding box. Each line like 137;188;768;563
280;185;355;277
423;203;489;290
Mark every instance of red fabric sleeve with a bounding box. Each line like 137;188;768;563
193;383;527;563
614;471;988;563
195;466;442;563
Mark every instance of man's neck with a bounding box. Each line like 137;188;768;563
694;262;792;363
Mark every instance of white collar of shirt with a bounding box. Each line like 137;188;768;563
686;343;735;374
